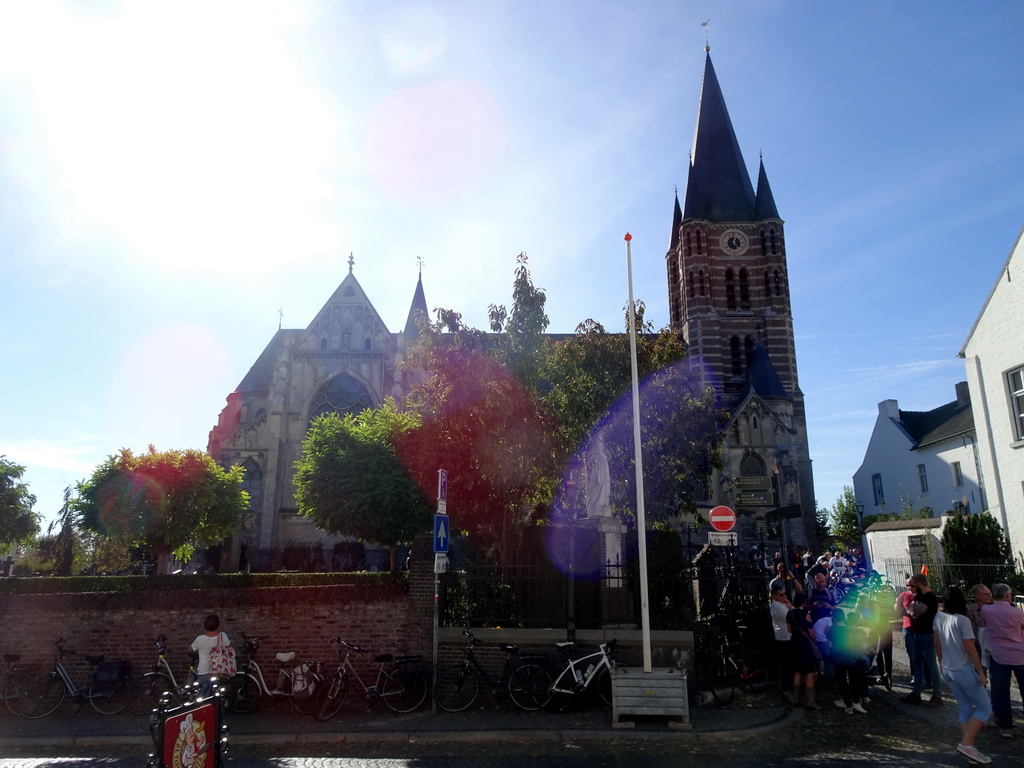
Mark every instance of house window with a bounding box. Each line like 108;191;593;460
1008;367;1024;441
918;464;928;494
872;473;884;506
951;461;963;488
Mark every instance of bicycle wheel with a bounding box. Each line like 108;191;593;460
226;673;261;714
3;669;32;716
709;655;738;706
595;663;630;708
540;666;572;713
127;673;178;715
434;666;480;712
19;671;65;719
741;649;767;693
507;663;552;711
313;673;349;722
88;675;131;715
381;667;427;713
290;674;321;715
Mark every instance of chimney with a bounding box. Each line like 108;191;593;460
955;381;970;406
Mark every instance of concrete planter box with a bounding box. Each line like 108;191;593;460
611;666;690;729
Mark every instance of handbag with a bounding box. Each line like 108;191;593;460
209;633;237;676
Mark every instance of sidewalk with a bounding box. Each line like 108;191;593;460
0;637;1019;750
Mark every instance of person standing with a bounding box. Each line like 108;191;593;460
934;586;992;765
769;562;803;603
901;573;943;707
770;586;793;695
787;592;821;710
191;613;231;697
967;583;994;672
981;582;1024;739
829;609;868;715
896;576;919;684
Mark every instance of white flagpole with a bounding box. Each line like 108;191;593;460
624;233;652;672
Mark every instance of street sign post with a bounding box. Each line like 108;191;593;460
433;514;449;554
709;505;737;532
708;531;738;547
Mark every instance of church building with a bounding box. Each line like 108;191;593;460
668;49;817;553
207;48;818;571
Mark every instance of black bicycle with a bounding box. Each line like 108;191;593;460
434;629;552;712
702;621;767;706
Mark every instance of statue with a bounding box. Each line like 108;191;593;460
585;431;611;518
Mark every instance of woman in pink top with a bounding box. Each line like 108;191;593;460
980;583;1024;738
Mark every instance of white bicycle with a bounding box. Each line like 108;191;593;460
226;634;322;714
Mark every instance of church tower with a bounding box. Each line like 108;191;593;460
668;50;817;551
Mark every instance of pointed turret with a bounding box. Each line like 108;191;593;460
403;272;429;339
754;158;780;220
682;52;756;222
668;191;683;252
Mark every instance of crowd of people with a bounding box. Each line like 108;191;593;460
765;548;1024;765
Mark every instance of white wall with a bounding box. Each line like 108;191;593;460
962;226;1024;561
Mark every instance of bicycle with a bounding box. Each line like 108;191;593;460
127;634;200;714
541;638;623;712
313;637;428;721
1;653;33;716
702;621;767;706
434;629;552;712
226;634;323;715
19;638;132;718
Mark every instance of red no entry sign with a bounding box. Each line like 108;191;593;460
709;505;736;532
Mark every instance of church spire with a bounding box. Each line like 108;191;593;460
682;52;756;222
668;188;682;252
403;267;428;339
754;156;780;220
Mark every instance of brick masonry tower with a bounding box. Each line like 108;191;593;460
667;49;817;553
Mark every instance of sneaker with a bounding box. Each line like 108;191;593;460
883;675;892;691
861;697;870;706
956;744;991;764
926;696;943;708
1000;728;1013;739
844;706;854;715
901;693;923;704
834;698;846;709
852;702;868;714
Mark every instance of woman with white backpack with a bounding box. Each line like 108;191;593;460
191;613;234;697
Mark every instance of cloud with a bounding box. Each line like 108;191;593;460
0;436;103;476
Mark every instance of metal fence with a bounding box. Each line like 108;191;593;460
438;555;770;631
875;557;1021;595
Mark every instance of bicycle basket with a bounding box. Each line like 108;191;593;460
94;660;130;691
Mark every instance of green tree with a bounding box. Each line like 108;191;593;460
829;485;863;549
0;456;39;550
294;398;433;572
940;511;1012;564
75;447;247;572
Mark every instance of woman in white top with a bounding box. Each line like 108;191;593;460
191;613;231;697
934;587;992;765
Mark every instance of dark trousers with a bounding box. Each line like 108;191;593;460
989;658;1024;728
910;631;942;699
774;639;792;689
835;658;868;706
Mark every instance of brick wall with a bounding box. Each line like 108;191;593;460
0;581;424;683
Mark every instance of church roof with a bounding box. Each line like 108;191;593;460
237;329;298;393
668;192;683;252
682;52;757;222
404;272;429;338
740;342;789;399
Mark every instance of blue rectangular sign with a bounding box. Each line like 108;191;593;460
433;514;449;554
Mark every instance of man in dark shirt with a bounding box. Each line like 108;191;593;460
900;573;943;706
807;572;835;624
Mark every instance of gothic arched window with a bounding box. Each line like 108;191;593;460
310;374;373;422
740;453;767;477
698;269;706;297
688;271;695;299
745;336;755;368
764;269;771;300
685;230;692;258
739;268;750;310
725;269;736;310
774;269;783;296
770;229;777;255
240;459;263;512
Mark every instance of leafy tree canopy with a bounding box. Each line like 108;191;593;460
74;446;247;566
0;456;39;548
940;511;1012;565
829;485;863;549
294;398;434;570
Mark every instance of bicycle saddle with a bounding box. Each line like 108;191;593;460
3;654;19;663
85;655;104;665
501;645;519;654
276;652;296;663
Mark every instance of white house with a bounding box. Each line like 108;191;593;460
853;382;984;520
959;224;1024;563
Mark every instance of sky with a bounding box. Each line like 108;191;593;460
2;1;1023;532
